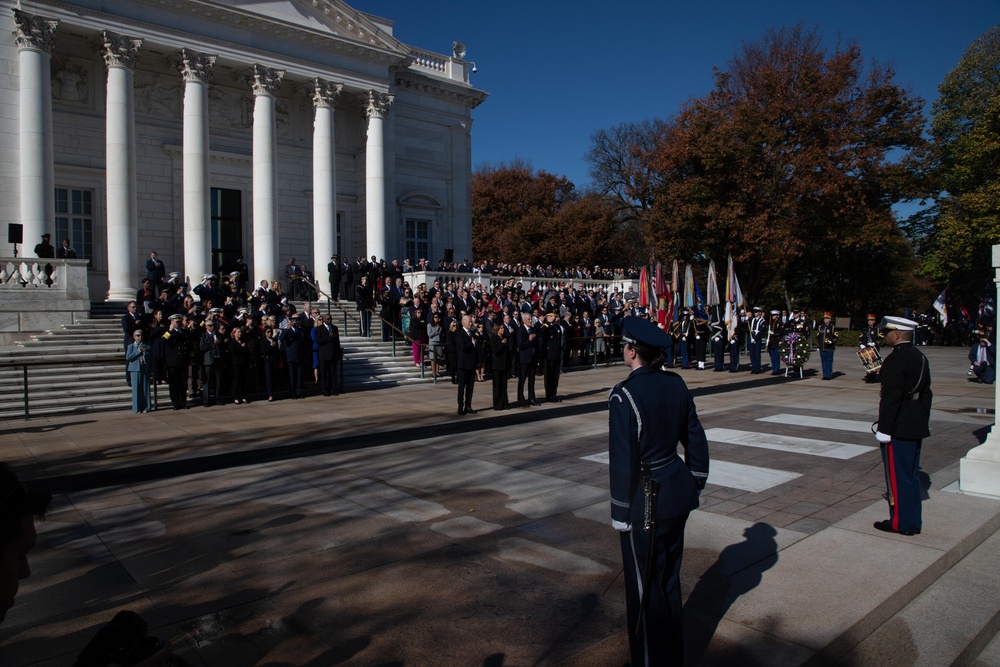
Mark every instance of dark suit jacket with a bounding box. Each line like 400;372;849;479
516;324;538;365
878;342;932;440
456;328;479;370
315;324;342;362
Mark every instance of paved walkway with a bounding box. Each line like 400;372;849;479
1;347;998;666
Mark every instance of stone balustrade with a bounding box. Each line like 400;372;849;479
401;270;636;297
0;257;91;341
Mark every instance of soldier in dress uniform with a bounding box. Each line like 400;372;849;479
608;316;709;667
860;313;883;383
873;316;932;536
677;310;694;369
161;314;190;410
710;306;727;371
748;307;766;374
728;309;745;372
766;310;785;375
816;312;838;380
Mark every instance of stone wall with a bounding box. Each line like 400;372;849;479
0;257;90;342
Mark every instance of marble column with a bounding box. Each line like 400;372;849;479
178;49;216;287
960;243;1000;497
248;65;283;288
13;11;58;254
311;79;341;299
365;90;393;262
102;31;142;300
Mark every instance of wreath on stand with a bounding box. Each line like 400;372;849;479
780;331;811;368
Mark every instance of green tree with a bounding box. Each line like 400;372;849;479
922;25;1000;305
643;25;928;315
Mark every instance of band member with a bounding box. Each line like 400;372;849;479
816;312;837;380
609;316;709;666
710;307;726;371
728;310;745;372
748;307;766;373
860;314;883;383
874;316;932;536
766;310;784;375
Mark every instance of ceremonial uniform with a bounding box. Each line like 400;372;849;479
709;308;726;371
728;315;744;372
860;317;883;383
875;317;932;536
161;317;190;409
609;317;709;667
748;309;766;373
766;312;784;375
816;314;837;380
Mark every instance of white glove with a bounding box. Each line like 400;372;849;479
859;344;865;349
868;343;875;347
875;431;891;444
612;520;631;533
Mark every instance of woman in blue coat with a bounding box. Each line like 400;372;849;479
125;329;151;413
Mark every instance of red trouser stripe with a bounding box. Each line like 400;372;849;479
887;441;900;531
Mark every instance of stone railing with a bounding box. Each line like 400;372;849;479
407;48;469;83
0;257;91;340
401;270;636;296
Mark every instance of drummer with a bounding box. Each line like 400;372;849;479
859;313;883;384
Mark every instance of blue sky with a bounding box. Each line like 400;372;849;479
370;1;999;191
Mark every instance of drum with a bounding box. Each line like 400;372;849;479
857;346;882;374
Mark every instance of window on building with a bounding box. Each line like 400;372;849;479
210;188;243;275
405;218;430;263
54;188;94;265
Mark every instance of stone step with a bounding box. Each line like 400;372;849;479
836;526;1000;666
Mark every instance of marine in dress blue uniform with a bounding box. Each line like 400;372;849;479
874;316;932;536
609;316;710;666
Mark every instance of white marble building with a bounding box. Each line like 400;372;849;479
1;0;487;300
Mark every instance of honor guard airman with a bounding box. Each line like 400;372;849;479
608;316;709;666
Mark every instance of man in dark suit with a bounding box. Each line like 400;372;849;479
455;314;478;415
327;255;342;302
315;315;343;396
146;251;166;296
121;301;143;386
540;310;564;402
515;313;540;407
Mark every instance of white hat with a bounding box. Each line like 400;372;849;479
229;271;240;277
201;274;214;281
882;316;917;331
169;272;180;278
770;309;780;315
168;314;182;321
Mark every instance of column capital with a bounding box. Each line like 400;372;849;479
101;31;142;70
13;10;58;53
365;90;394;119
310;79;342;109
247;64;284;97
177;48;216;83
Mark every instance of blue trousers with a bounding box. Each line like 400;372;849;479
749;341;762;372
711;338;725;370
129;371;149;412
881;439;922;533
679;342;689;368
729;341;740;371
820;349;834;379
768;348;781;374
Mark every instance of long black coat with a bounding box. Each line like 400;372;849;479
877;342;932;440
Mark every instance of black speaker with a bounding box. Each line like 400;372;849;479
443;248;454;263
7;223;22;245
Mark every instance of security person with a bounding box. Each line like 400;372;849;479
873;316;932;536
608;316;710;666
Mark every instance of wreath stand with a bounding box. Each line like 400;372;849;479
784;365;803;379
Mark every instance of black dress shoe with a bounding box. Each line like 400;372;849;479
873;520;919;536
465;408;478;415
457;408;465;415
529;400;541;406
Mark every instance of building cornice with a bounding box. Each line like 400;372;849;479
394;70;488;110
23;0;412;85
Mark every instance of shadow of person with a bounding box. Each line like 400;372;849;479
682;523;779;666
919;470;931;501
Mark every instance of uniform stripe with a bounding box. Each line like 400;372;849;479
620;386;642;443
887;441;900;531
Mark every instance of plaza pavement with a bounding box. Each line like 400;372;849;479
1;346;999;666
